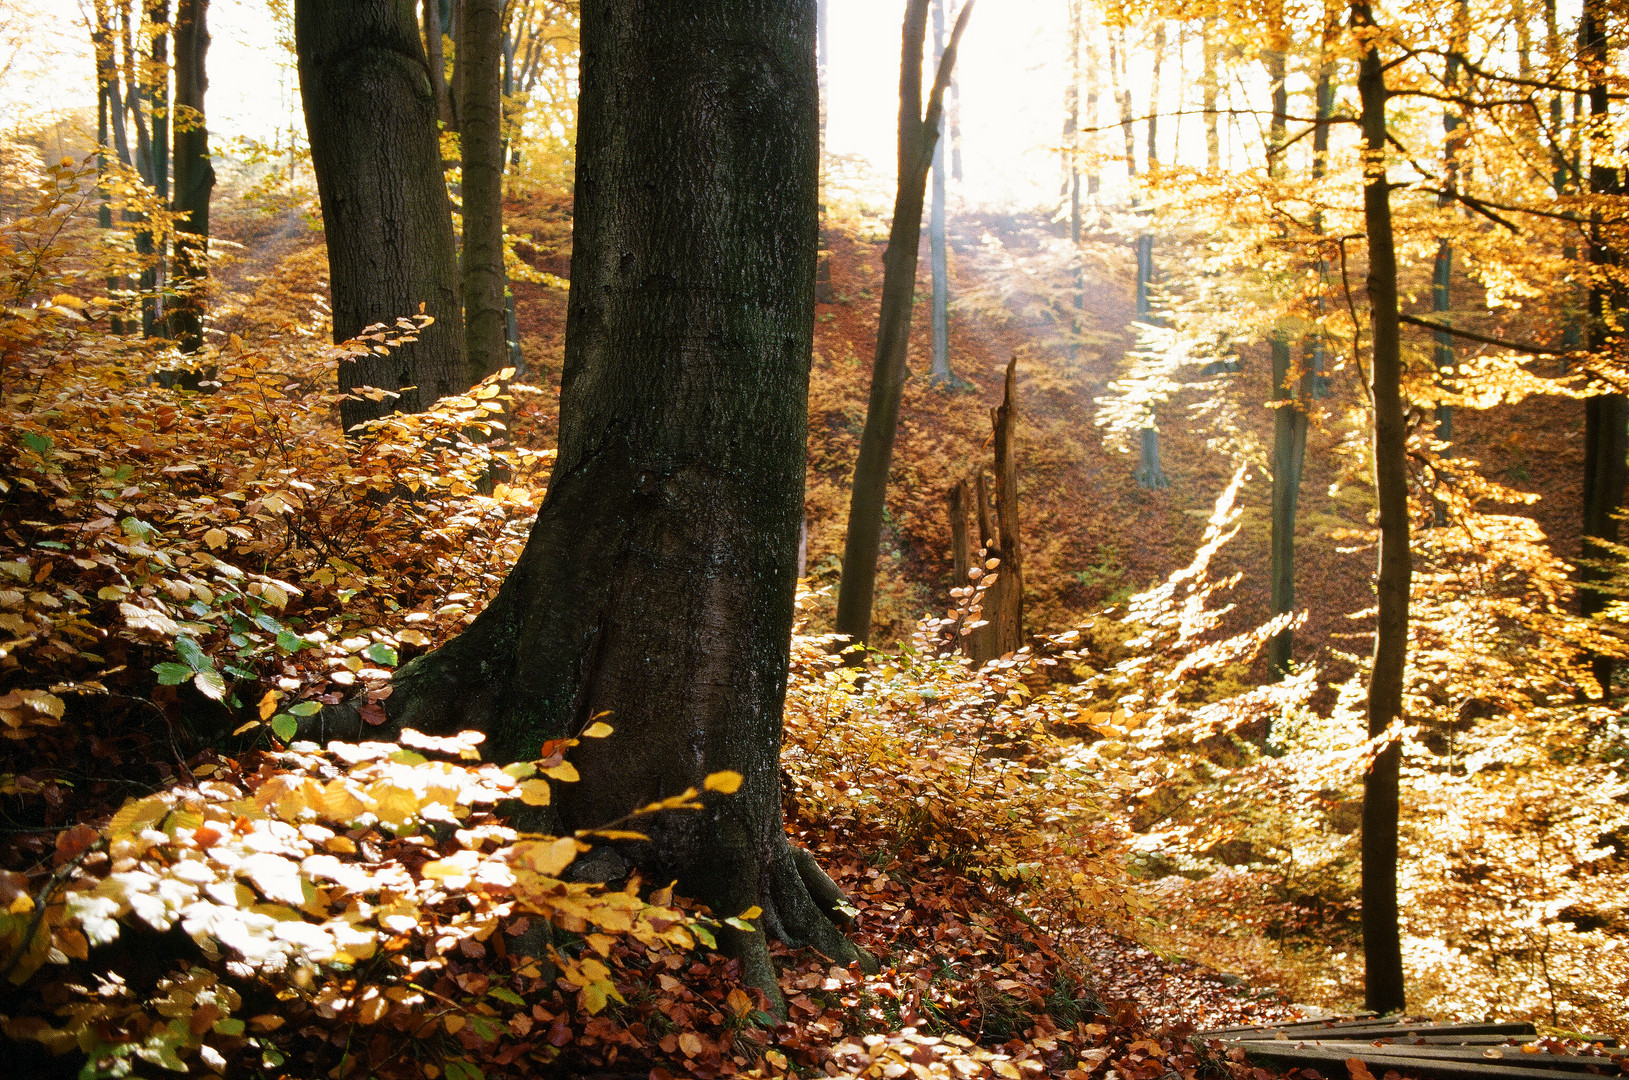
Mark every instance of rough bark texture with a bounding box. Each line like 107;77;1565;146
1354;0;1408;1018
460;0;508;381
169;0;214;353
964;359;1022;666
294;0;471;432
424;0;452;128
1580;0;1624;696
947;479;971;589
833;0;972;645
313;0;865;1005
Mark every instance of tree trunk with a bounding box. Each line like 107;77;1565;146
927;0;954;385
1084;9;1099;203
121;0;160;338
314;0;866;1006
1202;17;1219;174
169;0;213;353
461;0;507;381
964;358;1022;666
424;0;453;127
947;479;971;588
448;0;464;131
1266;30;1304;678
1307;0;1336;400
146;0;170;331
1580;0;1624;696
814;0;834;304
294;0;472;431
1147;22;1163;168
91;1;130;334
833;0;973;646
1353;0;1408;1018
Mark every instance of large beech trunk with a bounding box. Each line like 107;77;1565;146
294;0;470;432
1353;0;1408;1017
314;0;863;1003
169;0;213;353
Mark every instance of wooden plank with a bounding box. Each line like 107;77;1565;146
1198;1014;1389;1037
1255;1042;1616;1071
1233;1042;1617;1080
1225;1023;1539;1042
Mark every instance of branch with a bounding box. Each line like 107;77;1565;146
1398;314;1570;355
916;0;975;176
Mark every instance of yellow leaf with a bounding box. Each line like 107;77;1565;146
357;993;388;1024
203;528;229;550
580;720;613;739
370;784;418;826
541;761;578;782
517;778;551;806
704;770;743;794
443;1014;466;1035
510;836;579;877
318;780;366;822
258;690;279;721
397;628;430;647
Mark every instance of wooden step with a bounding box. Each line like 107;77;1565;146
1249;1041;1617;1072
1221;1022;1540;1043
1229;1041;1622;1080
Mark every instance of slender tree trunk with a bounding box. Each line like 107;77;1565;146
461;0;506;380
927;0;954;384
1147;22;1163;168
323;0;867;1007
1307;0;1336;400
1432;0;1467;478
1084;10;1100;203
146;0;170;330
833;0;973;645
1202;16;1219;173
815;0;834;304
169;0;213;353
121;0;160;337
1353;0;1408;1018
295;0;472;431
1267;31;1304;678
424;0;452;127
91;2;129;334
448;0;464;131
1580;0;1625;695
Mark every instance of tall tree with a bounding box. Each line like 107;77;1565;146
319;0;863;1005
1353;0;1409;1018
833;0;973;646
1266;15;1305;677
168;0;213;353
927;0;955;385
461;0;507;380
424;0;453;127
294;0;472;431
1580;0;1625;696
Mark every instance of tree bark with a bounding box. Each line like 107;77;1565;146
1202;17;1219;174
927;0;954;385
314;0;867;1006
947;479;971;588
964;358;1022;666
1266;27;1304;678
1353;0;1408;1018
461;0;507;381
169;0;213;353
833;0;973;646
424;0;453;128
1580;0;1624;696
294;0;472;431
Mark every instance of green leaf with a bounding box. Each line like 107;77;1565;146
270;714;298;743
287;700;322;716
254;613;282;634
465;1016;502;1043
193;669;226;701
689;922;717;949
486;987;525;1006
363;642;398;667
152;662;192;686
276;630;303;653
174;635;210;673
389;750;426;766
21;432;53;454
